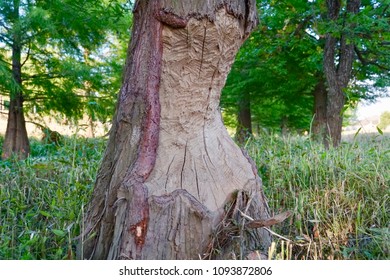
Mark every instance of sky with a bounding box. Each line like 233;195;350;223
356;96;390;120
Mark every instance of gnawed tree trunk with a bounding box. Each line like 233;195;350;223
323;0;360;147
2;2;30;159
79;0;271;260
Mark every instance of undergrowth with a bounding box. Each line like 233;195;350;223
0;132;389;259
246;132;390;260
0;136;105;259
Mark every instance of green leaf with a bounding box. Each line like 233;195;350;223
353;127;362;139
376;126;383;135
52;229;66;237
39;210;52;218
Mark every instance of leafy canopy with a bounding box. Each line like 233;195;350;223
0;0;132;123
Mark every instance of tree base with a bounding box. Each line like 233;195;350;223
80;4;271;260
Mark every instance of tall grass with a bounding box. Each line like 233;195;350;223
0;132;388;259
246;132;389;260
0;136;105;259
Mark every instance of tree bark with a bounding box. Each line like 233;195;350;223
79;0;271;260
311;76;327;142
2;1;30;160
235;91;252;145
323;0;360;147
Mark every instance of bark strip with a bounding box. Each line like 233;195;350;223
81;0;164;259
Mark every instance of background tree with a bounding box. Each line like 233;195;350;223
322;0;361;147
80;0;272;260
222;0;319;143
222;0;389;146
0;0;131;159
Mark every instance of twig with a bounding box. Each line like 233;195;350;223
238;209;293;243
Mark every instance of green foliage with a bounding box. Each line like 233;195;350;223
222;0;390;134
378;111;390;129
0;0;132;123
222;0;320;133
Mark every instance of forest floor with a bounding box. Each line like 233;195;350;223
0;131;389;260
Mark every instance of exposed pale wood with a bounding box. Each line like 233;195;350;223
147;9;257;211
159;0;258;35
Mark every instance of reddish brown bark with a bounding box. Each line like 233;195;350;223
2;2;30;159
80;0;163;259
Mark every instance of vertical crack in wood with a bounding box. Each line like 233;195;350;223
180;140;188;189
194;162;200;199
164;155;176;192
199;25;207;76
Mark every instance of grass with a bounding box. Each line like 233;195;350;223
246;132;390;260
0;136;105;259
0;132;389;260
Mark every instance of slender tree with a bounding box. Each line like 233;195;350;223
80;0;272;260
0;0;130;159
1;0;30;159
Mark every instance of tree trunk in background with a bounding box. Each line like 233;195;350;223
280;116;289;137
2;1;30;160
323;0;360;147
79;0;271;260
312;77;327;142
235;91;252;145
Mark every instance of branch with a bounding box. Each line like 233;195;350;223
0;56;12;66
380;41;390;47
24;73;67;81
75;94;107;99
23;96;47;102
0;18;10;31
292;15;313;37
21;40;32;67
238;209;293;243
355;46;390;71
0;33;13;46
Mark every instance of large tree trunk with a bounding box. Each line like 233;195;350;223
79;0;271;260
311;76;327;142
323;0;360;147
235;91;252;145
2;1;30;160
